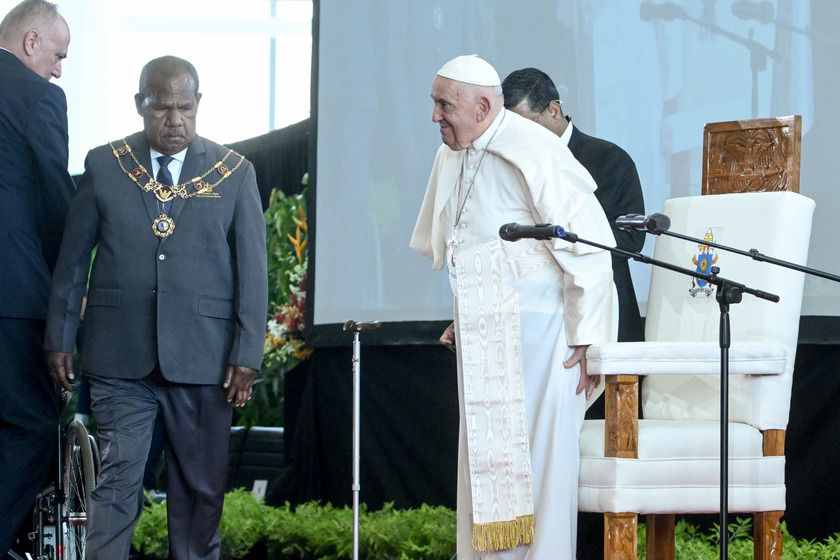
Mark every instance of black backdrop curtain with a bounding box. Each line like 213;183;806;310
277;344;460;511
227;118;312;211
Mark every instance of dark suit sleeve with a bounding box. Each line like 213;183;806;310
228;162;269;371
45;154;100;354
570;130;646;341
591;145;645;255
29;85;76;272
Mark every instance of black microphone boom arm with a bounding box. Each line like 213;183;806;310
498;222;779;303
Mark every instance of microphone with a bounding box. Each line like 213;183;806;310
731;0;774;23
499;223;566;241
639;1;687;22
615;213;671;234
343;320;382;333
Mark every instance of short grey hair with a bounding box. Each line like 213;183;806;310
0;0;60;42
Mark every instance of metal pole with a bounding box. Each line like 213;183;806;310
351;331;361;560
343;320;381;560
720;309;730;560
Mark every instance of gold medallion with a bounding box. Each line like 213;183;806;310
153;215;175;238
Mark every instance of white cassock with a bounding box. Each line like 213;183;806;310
411;109;615;560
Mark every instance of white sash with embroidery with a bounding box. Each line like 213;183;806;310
454;238;556;551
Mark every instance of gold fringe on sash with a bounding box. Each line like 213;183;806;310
471;514;535;551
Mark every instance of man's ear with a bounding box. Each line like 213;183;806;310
548;100;564;123
134;93;145;116
22;29;39;57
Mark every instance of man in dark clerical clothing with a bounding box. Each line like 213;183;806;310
503;67;646;343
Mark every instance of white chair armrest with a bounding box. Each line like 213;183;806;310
586;341;786;376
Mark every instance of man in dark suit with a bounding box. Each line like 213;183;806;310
46;55;268;560
502;67;646;560
502;67;646;343
0;1;74;555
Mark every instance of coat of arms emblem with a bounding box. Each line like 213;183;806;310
690;229;718;297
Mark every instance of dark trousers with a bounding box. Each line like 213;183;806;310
86;368;233;560
0;318;58;556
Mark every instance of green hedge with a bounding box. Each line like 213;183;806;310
132;490;840;559
132;489;456;560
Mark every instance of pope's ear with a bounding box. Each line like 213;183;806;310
476;95;492;121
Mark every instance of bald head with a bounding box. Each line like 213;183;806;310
0;0;69;80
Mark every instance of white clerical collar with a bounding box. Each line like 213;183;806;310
470;109;506;153
559;122;574;146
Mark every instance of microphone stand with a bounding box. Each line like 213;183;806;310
632;226;839;558
659;229;840;284
640;1;782;117
519;225;778;560
732;1;840;50
343;319;382;560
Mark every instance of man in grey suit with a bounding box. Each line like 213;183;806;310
46;55;268;560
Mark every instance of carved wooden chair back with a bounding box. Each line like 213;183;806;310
702;115;801;195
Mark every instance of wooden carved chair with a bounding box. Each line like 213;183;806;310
702;115;801;195
578;191;814;560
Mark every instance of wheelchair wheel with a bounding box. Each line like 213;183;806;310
63;420;97;559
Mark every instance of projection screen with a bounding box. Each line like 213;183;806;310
310;0;840;344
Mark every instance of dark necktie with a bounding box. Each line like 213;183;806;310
156;155;174;214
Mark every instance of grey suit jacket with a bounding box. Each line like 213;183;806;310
46;132;268;384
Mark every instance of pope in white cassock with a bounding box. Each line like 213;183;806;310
410;55;616;559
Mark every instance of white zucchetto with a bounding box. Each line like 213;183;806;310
436;54;501;87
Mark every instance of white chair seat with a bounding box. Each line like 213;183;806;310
579;420;785;514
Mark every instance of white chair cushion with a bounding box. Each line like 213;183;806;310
587;341;786;376
578;420;785;514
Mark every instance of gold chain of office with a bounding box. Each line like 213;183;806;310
109;139;245;203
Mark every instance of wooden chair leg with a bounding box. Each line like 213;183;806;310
646;514;675;560
604;512;637;560
754;511;784;560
